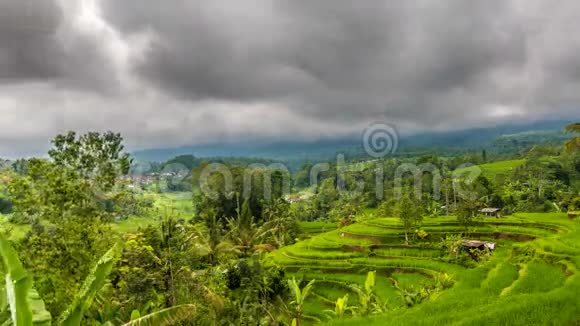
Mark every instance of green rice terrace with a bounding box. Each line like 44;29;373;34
266;212;580;325
455;159;524;181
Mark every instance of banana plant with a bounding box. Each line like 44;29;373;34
349;271;386;316
58;244;121;326
0;233;51;326
324;294;351;319
0;234;121;326
0;235;197;326
287;278;315;326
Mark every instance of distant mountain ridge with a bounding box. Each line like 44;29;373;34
132;119;576;162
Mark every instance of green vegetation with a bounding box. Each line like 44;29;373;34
267;212;580;324
456;159;524;181
0;123;578;325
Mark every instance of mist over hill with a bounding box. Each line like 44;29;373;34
132;119;576;162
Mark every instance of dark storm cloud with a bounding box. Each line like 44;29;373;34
0;0;579;156
0;0;135;93
0;0;63;81
100;0;532;125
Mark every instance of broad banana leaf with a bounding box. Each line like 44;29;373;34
57;244;120;326
0;234;51;326
122;305;196;326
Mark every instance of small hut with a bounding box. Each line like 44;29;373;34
461;240;495;251
480;208;501;218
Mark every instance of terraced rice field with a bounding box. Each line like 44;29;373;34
455;159;524;183
265;213;580;325
299;221;339;236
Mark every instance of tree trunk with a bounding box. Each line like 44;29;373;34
453;182;457;211
445;185;450;216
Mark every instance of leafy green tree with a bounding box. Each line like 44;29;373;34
9;159;100;224
395;194;424;244
220;198;261;258
6;132;134;315
288;200;317;222
293;163;313;188
564;123;580;153
12;159;30;175
328;197;362;224
191;210;239;266
112;231;167;317
163;154;199;170
194;165;288;225
261;199;300;247
456;196;479;228
312;178;340;219
16;217;114;315
377;198;397;217
48;131;131;191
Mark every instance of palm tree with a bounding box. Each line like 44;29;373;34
260;215;298;248
225;199;273;257
188;223;238;266
564;123;580;153
287;278;315;326
226;215;265;257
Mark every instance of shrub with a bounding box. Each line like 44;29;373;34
434;273;454;290
415;229;429;240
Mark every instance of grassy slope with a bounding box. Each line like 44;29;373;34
267;212;580;325
456;159;524;181
111;192;194;233
299;221;339;236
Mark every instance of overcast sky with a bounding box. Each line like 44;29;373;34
0;0;579;157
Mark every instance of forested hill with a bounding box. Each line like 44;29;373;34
132;119;576;162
